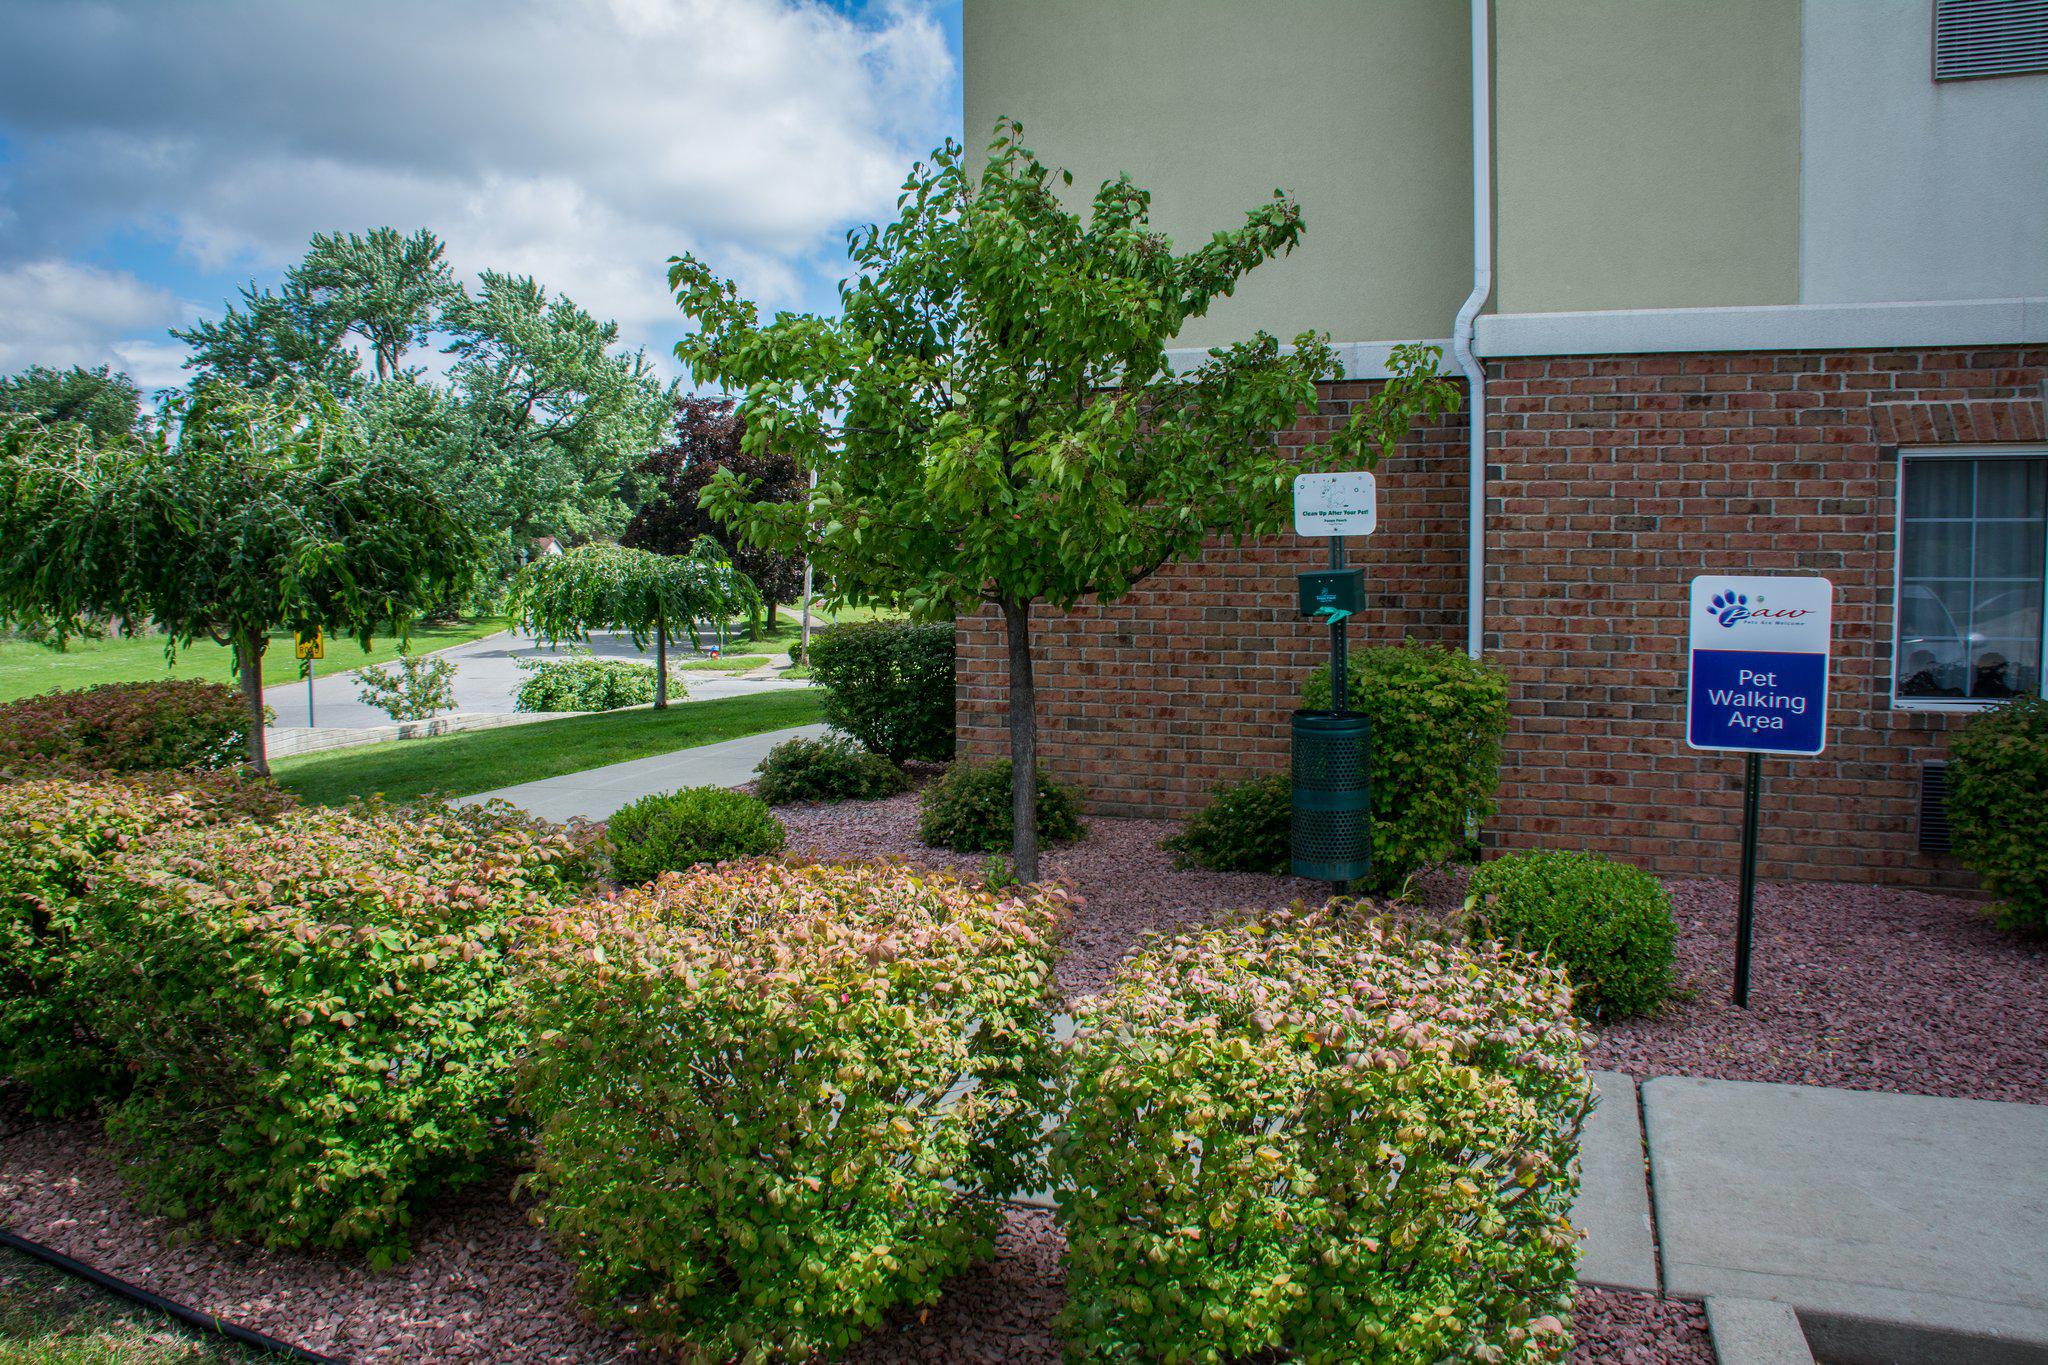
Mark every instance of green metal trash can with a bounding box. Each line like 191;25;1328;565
1291;709;1370;883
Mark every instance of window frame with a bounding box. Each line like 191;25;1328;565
1890;443;2048;712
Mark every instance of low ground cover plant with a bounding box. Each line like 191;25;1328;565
1163;772;1291;874
516;861;1070;1360
1466;850;1677;1019
0;679;255;775
514;654;675;712
1946;695;2048;935
917;759;1084;854
755;733;910;805
605;786;783;883
1301;643;1509;892
68;799;598;1264
0;772;293;1115
808;621;955;763
1056;905;1588;1363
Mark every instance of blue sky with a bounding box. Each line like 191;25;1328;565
0;0;964;391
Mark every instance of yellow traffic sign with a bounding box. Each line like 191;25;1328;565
295;630;325;661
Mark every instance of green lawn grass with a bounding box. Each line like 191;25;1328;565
676;654;770;673
272;689;825;806
0;1244;262;1363
0;619;506;704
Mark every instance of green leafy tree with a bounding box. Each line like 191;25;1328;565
173;279;363;393
506;541;758;709
0;382;478;773
0;365;145;444
295;227;460;380
673;123;1459;879
444;272;673;548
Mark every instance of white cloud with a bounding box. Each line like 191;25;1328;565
0;0;960;369
0;260;200;389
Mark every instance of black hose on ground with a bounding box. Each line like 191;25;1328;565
0;1226;342;1362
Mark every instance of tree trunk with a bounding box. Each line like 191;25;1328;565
237;630;270;776
766;599;779;630
655;618;669;710
1001;598;1039;883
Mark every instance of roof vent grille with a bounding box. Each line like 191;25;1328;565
1918;762;1954;855
1934;0;2048;81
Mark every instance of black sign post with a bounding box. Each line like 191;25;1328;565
1732;751;1763;1008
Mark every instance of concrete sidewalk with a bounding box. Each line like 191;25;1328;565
1574;1072;2048;1364
456;722;828;822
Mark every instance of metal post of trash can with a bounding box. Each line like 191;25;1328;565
1329;535;1348;715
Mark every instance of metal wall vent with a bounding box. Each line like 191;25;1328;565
1933;0;2048;81
1917;762;1954;855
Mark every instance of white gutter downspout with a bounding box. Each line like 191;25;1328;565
1452;0;1493;659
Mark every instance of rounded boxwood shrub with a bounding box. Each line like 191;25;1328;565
0;772;294;1116
808;620;955;763
1466;850;1676;1019
1946;695;2048;936
1163;772;1291;874
1302;643;1509;893
605;786;783;883
515;861;1071;1360
755;733;910;805
0;679;256;775
514;654;675;712
917;759;1084;853
1055;906;1588;1363
69;799;598;1264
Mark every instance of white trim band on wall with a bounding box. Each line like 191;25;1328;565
1474;296;2048;357
1161;339;1454;380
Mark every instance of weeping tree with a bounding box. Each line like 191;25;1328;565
0;381;479;773
672;122;1460;881
505;541;759;710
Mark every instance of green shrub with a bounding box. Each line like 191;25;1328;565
917;759;1084;853
0;772;295;1116
70;800;598;1264
514;654;676;712
808;620;955;763
755;733;910;804
1467;850;1676;1019
352;649;457;721
1946;695;2048;935
605;786;784;883
0;680;257;775
1163;772;1291;874
1302;643;1509;893
516;861;1070;1360
1056;906;1588;1363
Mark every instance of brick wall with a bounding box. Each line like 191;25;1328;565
956;346;2048;885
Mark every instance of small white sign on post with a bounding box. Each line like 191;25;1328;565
1293;471;1377;537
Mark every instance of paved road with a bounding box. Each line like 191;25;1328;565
458;722;830;823
266;627;806;731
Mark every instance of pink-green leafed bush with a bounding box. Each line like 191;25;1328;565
0;679;256;775
71;799;599;1265
1054;905;1590;1364
0;772;295;1115
515;861;1071;1361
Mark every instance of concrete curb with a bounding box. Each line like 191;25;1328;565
1707;1298;1813;1365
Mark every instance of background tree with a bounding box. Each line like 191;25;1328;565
173;279;363;393
506;541;759;710
295;227;459;380
0;365;145;444
674;124;1459;880
443;272;673;548
0;382;478;773
623;397;807;630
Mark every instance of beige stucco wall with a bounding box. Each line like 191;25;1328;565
1493;0;1802;313
963;0;1472;349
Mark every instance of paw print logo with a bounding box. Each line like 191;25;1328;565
1708;591;1748;626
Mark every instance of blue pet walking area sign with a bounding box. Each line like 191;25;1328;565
1686;575;1833;756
